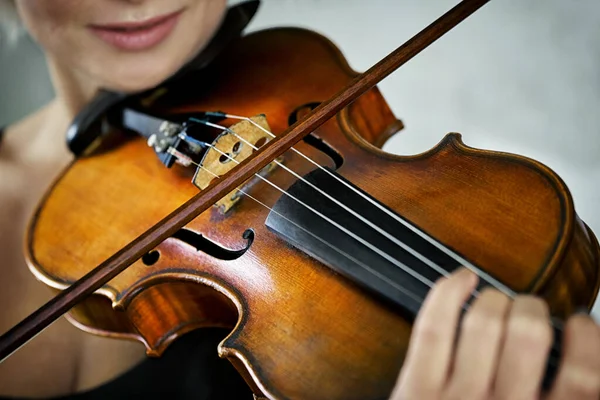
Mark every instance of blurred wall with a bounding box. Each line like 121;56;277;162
1;0;599;317
0;34;53;127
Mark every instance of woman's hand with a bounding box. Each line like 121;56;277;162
389;268;600;400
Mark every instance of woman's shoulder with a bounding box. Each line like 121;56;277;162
0;99;73;207
1;99;73;171
1;100;59;159
0;110;40;200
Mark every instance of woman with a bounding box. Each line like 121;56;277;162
0;0;598;399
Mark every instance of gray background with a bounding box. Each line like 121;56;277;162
1;0;599;318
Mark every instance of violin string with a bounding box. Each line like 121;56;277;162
188;117;565;349
182;142;442;290
168;147;427;308
211;118;568;354
232;117;565;334
219;114;517;298
194;118;500;298
166;146;563;371
200;121;462;284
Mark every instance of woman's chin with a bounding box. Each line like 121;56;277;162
94;58;185;94
102;71;177;94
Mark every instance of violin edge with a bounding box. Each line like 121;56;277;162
537;216;600;317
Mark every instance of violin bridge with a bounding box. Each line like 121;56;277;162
192;114;281;213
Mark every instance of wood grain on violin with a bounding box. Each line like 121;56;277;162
25;28;600;400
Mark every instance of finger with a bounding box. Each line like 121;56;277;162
391;268;478;399
493;295;553;400
546;314;600;400
443;287;511;400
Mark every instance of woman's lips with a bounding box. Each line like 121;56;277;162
89;10;183;51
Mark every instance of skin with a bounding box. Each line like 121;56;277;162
390;269;600;400
0;0;599;398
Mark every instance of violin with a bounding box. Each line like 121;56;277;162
1;0;599;398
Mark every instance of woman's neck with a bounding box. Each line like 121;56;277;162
46;56;101;121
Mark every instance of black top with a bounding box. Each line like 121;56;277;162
0;127;252;399
4;329;253;400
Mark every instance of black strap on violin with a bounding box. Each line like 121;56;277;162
66;0;260;156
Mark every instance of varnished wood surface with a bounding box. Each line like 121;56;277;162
24;26;600;400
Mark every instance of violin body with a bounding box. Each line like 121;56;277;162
26;28;600;399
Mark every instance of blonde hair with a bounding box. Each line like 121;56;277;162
0;0;24;45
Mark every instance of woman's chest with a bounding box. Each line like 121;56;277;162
0;153;147;397
0;160;86;397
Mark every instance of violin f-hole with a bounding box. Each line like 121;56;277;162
289;102;345;169
141;228;254;264
171;228;254;261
